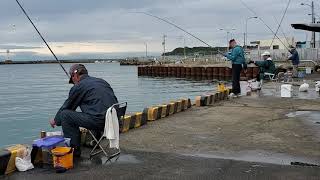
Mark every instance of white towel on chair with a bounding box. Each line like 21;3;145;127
103;107;119;149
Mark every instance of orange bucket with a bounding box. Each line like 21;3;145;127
51;147;73;170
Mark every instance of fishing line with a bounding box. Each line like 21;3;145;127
239;0;290;51
270;0;291;47
15;0;69;78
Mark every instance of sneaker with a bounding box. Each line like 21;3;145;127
229;93;237;98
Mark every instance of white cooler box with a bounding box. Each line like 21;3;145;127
281;84;292;98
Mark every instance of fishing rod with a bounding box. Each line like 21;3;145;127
15;0;69;78
273;16;290;46
270;0;291;47
133;12;228;56
133;12;214;48
239;0;290;51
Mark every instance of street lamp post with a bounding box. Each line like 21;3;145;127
302;1;316;48
245;16;258;49
308;13;320;48
219;28;236;49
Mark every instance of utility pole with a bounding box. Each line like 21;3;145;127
6;49;10;61
162;34;167;60
302;2;316;48
312;1;316;48
145;43;148;58
183;38;187;59
318;21;320;48
227;32;230;50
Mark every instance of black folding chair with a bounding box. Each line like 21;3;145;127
88;102;127;161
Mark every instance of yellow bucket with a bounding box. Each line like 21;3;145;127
218;83;226;92
51;147;73;170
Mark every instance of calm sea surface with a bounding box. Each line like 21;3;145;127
0;63;216;146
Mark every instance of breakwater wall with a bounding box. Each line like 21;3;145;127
138;66;259;80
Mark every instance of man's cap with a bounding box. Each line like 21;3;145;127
229;39;236;44
68;64;88;84
261;51;271;57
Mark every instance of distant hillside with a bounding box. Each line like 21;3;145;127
163;47;228;56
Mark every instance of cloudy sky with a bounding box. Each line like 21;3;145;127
0;0;316;60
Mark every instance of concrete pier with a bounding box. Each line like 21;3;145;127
8;79;320;180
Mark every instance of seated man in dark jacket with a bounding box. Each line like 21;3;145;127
249;51;276;81
49;64;118;157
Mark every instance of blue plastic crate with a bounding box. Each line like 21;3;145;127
32;136;65;149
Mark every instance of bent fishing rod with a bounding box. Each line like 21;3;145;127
132;12;224;50
273;16;290;46
239;0;290;51
133;12;241;55
269;0;291;47
15;0;69;78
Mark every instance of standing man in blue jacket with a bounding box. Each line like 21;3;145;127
224;39;247;96
49;64;118;157
288;46;300;77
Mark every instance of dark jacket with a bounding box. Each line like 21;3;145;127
55;75;118;120
288;49;300;65
255;58;276;74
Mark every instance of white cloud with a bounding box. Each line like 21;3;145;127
0;0;316;60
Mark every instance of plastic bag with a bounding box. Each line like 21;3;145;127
299;82;309;92
315;81;320;92
15;147;34;172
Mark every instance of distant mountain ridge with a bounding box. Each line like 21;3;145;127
163;46;228;56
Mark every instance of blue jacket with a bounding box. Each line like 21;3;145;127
288;49;300;65
226;45;246;65
55;75;118;121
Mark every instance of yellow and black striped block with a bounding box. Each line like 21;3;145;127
143;107;159;121
0;149;11;175
156;106;163;120
208;94;215;105
218;92;224;101
121;115;131;133
176;100;183;113
195;90;233;107
205;95;212;106
223;90;229;100
158;104;170;118
134;112;143;128
181;99;189;111
187;98;192;108
0;144;27;175
195;96;201;107
129;114;136;130
214;93;219;103
168;102;176;115
170;101;179;113
201;96;209;106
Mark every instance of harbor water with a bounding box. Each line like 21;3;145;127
0;63;216;146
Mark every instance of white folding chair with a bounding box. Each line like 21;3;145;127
264;72;276;81
88;102;127;162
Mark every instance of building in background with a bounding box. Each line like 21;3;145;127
250;37;295;50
